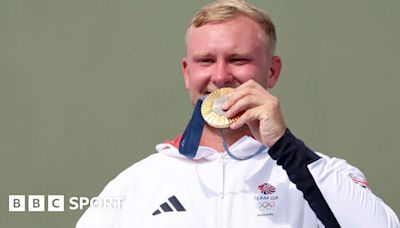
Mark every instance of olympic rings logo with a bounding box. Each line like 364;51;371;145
258;201;275;210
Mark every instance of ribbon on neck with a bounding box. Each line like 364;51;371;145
179;96;206;159
179;96;266;160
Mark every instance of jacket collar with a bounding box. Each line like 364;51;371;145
156;134;269;161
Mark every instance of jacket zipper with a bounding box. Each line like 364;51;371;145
217;153;226;228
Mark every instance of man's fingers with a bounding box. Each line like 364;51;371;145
225;95;262;118
230;107;260;130
222;80;267;110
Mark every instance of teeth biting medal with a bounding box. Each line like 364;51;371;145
200;87;239;128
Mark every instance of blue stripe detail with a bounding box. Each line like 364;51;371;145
268;129;341;228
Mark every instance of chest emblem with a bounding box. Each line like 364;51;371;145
254;182;279;216
258;183;276;195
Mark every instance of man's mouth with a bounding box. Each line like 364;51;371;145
201;90;212;96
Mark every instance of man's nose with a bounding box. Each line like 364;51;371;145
211;61;233;86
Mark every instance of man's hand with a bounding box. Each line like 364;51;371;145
222;80;287;147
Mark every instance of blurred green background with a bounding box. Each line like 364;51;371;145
1;0;399;227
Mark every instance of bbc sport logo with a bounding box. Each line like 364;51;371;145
8;195;124;212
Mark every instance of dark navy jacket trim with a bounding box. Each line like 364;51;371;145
269;129;341;228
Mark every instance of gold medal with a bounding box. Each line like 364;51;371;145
201;87;239;128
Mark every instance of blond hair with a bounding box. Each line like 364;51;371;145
186;0;277;54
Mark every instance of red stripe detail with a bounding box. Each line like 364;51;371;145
352;179;369;185
163;134;182;149
351;177;369;188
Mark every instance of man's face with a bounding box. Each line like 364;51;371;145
182;15;281;104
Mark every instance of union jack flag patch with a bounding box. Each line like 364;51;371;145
258;183;276;195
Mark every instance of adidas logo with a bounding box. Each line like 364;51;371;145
152;195;186;216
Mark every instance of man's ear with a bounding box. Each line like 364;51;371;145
181;57;190;90
266;56;282;89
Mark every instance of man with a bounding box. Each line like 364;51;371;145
76;0;399;227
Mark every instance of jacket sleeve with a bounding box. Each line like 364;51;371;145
268;129;400;228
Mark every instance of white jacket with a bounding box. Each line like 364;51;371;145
76;130;399;228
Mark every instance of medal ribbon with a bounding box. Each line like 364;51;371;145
179;96;266;160
179;96;206;159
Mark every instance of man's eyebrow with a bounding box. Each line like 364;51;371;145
229;53;253;58
192;53;213;59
